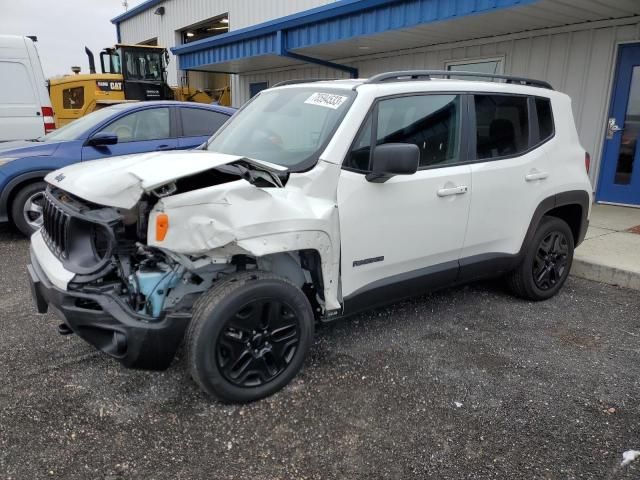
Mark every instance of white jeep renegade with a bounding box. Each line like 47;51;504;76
28;71;592;402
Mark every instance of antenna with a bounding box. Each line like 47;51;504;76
122;0;129;11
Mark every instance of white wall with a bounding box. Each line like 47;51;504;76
118;0;335;87
236;18;640;186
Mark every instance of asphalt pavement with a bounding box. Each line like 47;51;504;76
0;225;639;480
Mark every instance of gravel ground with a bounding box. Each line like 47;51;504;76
0;225;639;480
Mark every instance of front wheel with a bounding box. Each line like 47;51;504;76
506;216;575;301
11;181;47;237
186;271;315;403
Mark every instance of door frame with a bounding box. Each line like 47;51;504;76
595;40;640;207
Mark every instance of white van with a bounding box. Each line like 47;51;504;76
0;35;55;142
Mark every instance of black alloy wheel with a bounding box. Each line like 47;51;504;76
217;298;300;387
186;271;314;403
506;215;575;301
532;231;569;291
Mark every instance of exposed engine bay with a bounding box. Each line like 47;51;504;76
41;157;328;321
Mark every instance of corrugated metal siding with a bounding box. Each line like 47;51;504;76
118;0;336;85
236;19;640;186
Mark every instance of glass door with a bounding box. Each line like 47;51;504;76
597;43;640;206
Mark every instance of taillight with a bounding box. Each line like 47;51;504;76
585;152;591;173
42;106;56;134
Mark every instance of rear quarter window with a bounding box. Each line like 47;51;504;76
535;97;554;141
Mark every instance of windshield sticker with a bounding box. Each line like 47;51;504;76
304;92;348;109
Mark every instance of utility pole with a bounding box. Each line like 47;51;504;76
122;0;129;11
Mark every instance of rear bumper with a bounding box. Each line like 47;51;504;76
28;250;189;370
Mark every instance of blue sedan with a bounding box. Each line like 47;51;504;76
0;101;235;235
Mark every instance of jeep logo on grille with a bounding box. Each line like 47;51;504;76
54;173;65;182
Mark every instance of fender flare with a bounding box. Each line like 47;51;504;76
0;170;52;222
518;190;591;257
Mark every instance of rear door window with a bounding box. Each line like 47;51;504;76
474;95;529;159
180;108;229;137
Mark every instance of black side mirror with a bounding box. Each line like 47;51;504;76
87;132;118;147
366;143;420;183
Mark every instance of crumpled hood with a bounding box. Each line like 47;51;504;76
45;150;249;209
0;140;61;158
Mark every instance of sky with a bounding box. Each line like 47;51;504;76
0;0;146;78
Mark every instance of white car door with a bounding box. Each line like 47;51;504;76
337;93;472;311
460;93;556;277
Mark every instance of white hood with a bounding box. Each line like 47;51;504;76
45;150;248;209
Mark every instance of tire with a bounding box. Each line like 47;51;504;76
506;216;575;301
11;181;47;237
186;271;315;403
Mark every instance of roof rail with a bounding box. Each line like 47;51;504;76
364;70;553;90
272;78;338;87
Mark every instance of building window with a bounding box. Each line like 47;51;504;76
445;57;505;80
249;82;268;98
181;15;229;45
138;37;158;46
62;87;85;110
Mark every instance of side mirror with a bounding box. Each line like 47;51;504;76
366;143;419;183
87;132;118;147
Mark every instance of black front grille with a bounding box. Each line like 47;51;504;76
42;192;71;258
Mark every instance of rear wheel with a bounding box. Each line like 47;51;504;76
507;216;574;301
186;271;314;403
11;181;47;237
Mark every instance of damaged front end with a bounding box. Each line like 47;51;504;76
30;151;340;370
30;184;241;369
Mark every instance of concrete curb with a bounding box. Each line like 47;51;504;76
571;259;640;291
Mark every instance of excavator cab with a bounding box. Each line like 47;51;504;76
99;45;174;101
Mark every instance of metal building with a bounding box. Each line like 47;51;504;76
112;0;640;206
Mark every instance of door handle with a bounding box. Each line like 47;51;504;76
525;171;549;182
437;185;468;197
155;144;171;151
606;117;623;139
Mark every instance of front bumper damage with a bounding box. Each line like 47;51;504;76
28;249;189;370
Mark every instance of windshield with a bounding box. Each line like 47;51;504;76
123;49;163;82
40;107;122;142
207;88;355;169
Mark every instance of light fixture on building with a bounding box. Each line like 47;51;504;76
154;6;165;15
220;18;229;24
186;32;195;37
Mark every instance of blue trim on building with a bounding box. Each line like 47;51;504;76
111;0;164;24
276;30;359;78
172;0;400;55
173;0;537;72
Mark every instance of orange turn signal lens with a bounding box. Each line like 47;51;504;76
155;213;169;241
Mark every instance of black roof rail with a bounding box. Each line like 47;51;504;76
272;78;338;87
364;70;553;90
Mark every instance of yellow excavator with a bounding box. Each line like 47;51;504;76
49;45;227;127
